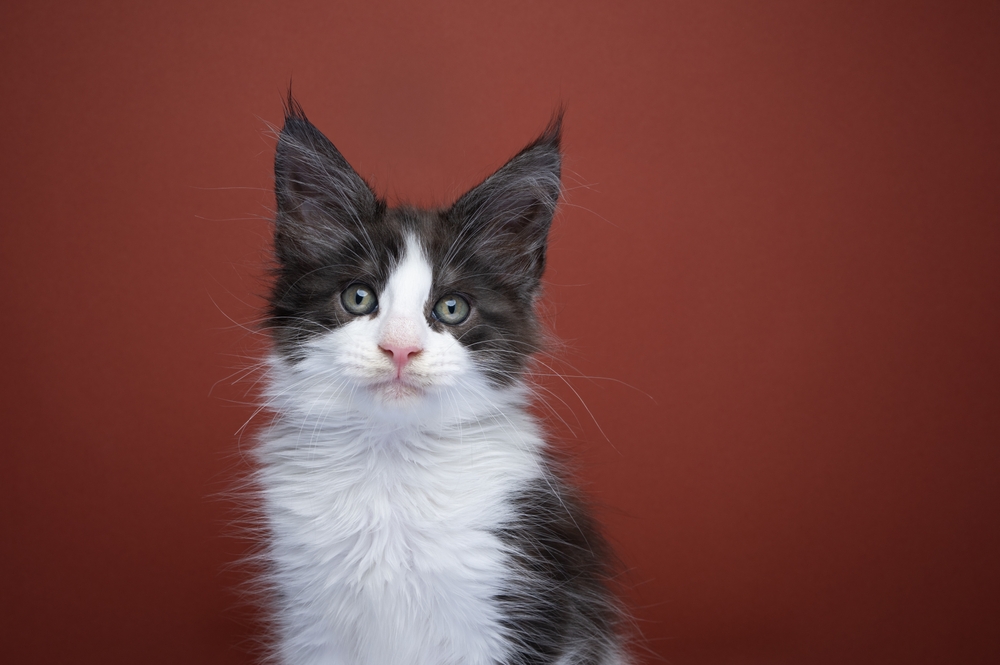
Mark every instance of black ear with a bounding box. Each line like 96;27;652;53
447;113;563;296
273;97;381;266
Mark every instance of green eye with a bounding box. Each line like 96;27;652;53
433;294;471;325
341;283;378;315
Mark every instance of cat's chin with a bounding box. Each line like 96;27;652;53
368;378;427;406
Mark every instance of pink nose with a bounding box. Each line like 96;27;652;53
380;343;421;376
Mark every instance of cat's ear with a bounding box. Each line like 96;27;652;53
273;98;381;266
448;113;563;295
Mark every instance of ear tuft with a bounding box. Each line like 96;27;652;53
534;106;564;151
282;87;308;123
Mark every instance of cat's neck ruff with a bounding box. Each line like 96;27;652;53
257;359;547;665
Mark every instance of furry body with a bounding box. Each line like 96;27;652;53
255;99;625;665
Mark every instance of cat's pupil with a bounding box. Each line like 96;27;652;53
355;290;367;305
447;300;456;313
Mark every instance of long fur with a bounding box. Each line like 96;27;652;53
251;98;628;665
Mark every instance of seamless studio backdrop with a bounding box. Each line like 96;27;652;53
2;2;998;664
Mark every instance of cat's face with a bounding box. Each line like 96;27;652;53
267;100;561;417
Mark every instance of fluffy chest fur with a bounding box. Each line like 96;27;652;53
258;401;545;665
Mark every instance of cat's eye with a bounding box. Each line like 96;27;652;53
341;283;378;315
433;294;471;325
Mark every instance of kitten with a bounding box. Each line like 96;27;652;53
254;96;628;665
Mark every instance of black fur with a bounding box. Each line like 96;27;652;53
268;101;563;385
495;468;622;665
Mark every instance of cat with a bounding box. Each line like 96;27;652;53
253;96;628;665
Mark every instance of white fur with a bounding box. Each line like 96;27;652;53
257;236;548;665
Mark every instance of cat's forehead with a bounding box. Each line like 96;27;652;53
378;207;461;277
380;234;434;314
383;206;449;247
329;207;433;287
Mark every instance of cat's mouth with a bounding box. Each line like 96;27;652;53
369;376;426;402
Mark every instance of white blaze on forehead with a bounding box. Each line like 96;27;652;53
378;234;433;349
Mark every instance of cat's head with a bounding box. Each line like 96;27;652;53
266;99;561;419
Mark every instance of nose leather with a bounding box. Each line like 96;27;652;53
378;317;424;376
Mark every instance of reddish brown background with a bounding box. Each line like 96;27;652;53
2;1;999;663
